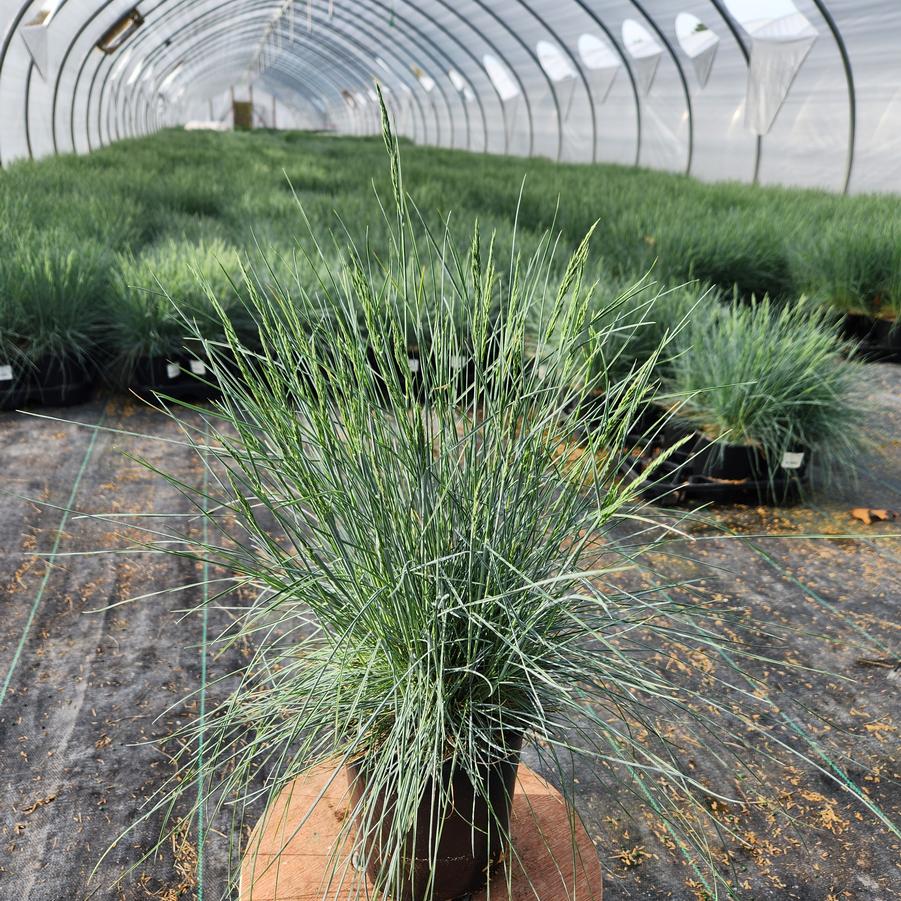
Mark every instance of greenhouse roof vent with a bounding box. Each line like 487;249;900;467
675;13;719;88
621;19;662;96
724;0;818;134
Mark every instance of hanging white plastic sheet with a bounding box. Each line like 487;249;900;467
722;3;819;136
577;33;620;103
746;16;817;135
675;13;719;89
621;20;662;97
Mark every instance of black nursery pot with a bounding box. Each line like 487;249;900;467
132;356;183;392
0;360;28;411
619;408;810;505
842;313;901;362
27;355;94;407
688;434;768;481
130;355;220;402
346;734;523;901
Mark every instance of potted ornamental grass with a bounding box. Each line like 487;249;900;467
107;238;249;398
792;215;901;358
104;101;890;899
115;154;677;901
0;232;107;408
0;289;26;409
655;296;867;499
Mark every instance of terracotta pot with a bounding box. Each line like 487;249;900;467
346;734;523;901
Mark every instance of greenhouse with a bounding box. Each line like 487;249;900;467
0;2;899;900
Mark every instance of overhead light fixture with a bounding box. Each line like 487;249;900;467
97;8;144;54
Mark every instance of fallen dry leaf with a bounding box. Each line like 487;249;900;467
21;794;56;815
850;508;897;525
864;721;897;741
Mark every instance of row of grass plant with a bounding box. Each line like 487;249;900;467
0;222;866;491
1;128;900;320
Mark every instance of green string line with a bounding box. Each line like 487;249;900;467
196;429;210;899
0;412;106;709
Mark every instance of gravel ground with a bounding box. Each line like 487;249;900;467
1;366;899;901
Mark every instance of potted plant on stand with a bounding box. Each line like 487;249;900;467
104;103;890;900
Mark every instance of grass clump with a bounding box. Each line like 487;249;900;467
791;217;901;320
0;231;108;369
2;127;901;320
667;297;866;479
108;239;245;383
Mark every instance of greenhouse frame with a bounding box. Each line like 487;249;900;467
2;2;900;900
2;0;900;192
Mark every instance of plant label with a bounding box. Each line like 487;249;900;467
190;360;207;376
781;451;805;470
407;358;420;373
166;362;181;379
0;364;12;382
450;355;464;370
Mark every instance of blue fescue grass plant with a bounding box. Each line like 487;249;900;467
99;97;896;900
0;230;109;368
108;239;249;383
666;297;867;483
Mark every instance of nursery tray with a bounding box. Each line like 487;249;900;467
595;401;810;506
240;761;603;901
620;452;803;506
130;355;221;403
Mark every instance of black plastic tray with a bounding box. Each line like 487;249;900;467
842;313;901;363
0;357;94;411
620;451;804;506
614;403;809;505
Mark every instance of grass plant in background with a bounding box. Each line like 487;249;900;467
666;297;866;484
11;232;109;367
101;102;897;901
791;217;901;320
577;278;702;387
107;238;248;387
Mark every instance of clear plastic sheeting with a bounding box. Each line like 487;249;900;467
576;32;620;103
0;0;898;193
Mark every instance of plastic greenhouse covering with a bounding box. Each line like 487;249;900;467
1;0;900;193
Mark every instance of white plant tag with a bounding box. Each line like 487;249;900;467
537;364;548;381
781;451;805;470
0;364;13;381
166;362;180;379
190;360;206;376
407;357;420;373
449;355;464;370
